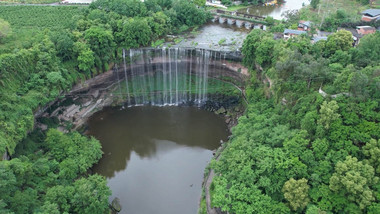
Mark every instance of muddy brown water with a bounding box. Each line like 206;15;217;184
88;106;229;214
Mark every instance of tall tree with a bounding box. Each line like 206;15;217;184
84;26;115;71
117;18;153;49
318;100;340;130
325;30;353;57
353;32;380;67
242;29;267;68
362;139;380;174
329;156;379;209
282;178;310;211
310;0;320;9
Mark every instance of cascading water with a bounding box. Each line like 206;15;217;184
120;48;228;107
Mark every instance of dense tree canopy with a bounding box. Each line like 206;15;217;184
330;156;378;209
210;24;380;214
0;129;109;213
325;30;353;57
0;1;209;213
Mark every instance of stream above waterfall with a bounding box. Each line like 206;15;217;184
89;106;229;214
170;23;250;51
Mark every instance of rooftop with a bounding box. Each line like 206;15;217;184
299;21;312;27
361;9;380;17
356;26;376;30
284;29;307;35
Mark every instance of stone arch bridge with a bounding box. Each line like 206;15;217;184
211;9;268;30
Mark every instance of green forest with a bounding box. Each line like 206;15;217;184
206;1;380;213
209;24;380;214
1;0;380;213
0;0;209;213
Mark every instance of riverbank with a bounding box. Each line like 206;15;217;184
201;143;227;214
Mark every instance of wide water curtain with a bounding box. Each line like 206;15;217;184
121;48;224;107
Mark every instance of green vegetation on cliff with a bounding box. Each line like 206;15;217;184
0;0;210;213
210;29;380;213
0;0;210;157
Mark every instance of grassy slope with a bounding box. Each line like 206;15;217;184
0;6;85;53
372;0;380;8
225;4;250;11
0;0;58;3
299;0;367;25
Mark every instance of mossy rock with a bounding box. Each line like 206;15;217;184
111;197;122;212
215;107;226;114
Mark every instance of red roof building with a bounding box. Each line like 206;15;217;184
361;9;380;22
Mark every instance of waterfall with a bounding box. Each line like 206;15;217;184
122;49;131;104
121;48;227;107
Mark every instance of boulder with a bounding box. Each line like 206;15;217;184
111;197;122;212
90;89;99;99
215;107;226;114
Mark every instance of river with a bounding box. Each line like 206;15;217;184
172;0;308;51
237;0;309;20
88;106;229;214
173;23;249;51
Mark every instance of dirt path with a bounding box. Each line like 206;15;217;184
204;146;227;214
205;168;218;214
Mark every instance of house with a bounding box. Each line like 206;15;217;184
298;21;313;31
361;9;380;22
336;26;376;46
356;26;376;35
283;29;307;39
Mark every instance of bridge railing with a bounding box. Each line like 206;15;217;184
235;12;265;20
211;12;267;25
